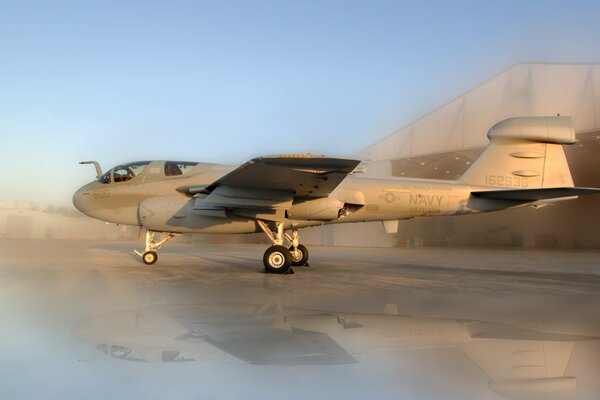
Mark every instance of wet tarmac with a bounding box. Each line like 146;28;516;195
1;239;599;400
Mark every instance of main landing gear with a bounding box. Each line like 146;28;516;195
134;230;176;265
134;225;308;274
257;221;310;274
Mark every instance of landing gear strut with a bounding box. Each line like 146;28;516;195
257;221;309;274
134;230;176;265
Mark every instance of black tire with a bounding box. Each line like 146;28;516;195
289;244;309;266
263;245;292;274
142;251;158;265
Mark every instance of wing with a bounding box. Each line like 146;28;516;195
170;306;357;366
183;154;361;217
205;154;361;197
188;328;357;366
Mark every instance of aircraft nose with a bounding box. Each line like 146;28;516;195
73;185;92;215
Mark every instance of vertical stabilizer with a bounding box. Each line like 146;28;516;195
460;117;575;189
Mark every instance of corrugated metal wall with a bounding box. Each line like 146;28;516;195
300;222;396;248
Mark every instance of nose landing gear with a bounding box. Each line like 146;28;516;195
134;230;176;265
257;221;310;274
142;250;158;265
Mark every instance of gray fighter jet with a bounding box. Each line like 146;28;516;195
73;116;600;273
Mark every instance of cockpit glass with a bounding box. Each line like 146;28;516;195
126;162;151;176
164;161;198;177
98;161;151;184
98;171;111;184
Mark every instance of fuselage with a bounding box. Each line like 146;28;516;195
73;159;507;234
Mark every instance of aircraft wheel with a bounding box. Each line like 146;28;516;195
289;244;309;266
142;251;158;265
263;245;292;274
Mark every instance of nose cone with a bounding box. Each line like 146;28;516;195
72;184;93;216
72;183;141;225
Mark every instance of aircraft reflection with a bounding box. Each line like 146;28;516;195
74;301;597;400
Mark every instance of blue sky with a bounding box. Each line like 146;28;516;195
2;0;600;205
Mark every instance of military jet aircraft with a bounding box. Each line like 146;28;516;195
73;116;600;273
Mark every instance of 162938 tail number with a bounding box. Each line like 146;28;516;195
485;175;529;187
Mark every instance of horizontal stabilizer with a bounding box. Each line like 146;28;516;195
471;187;600;201
468;321;600;342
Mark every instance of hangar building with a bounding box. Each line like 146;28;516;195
301;63;600;248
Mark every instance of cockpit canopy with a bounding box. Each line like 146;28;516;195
98;161;151;184
98;161;199;184
164;161;198;176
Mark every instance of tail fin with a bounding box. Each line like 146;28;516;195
460;117;575;188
